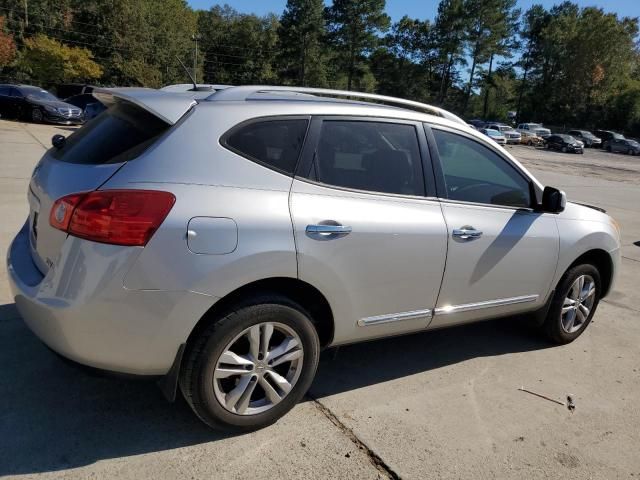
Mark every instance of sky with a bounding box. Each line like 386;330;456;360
187;0;640;21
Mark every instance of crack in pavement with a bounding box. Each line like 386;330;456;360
19;123;48;149
307;393;401;480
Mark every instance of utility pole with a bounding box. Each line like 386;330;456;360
191;33;201;85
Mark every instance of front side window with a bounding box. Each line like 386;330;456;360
224;119;308;175
311;120;425;196
432;129;531;208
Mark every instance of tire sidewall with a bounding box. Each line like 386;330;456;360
546;264;601;344
31;108;43;123
192;301;320;430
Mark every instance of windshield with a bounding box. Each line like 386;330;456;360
529;123;542;129
613;133;625;140
24;88;59;102
486;129;501;137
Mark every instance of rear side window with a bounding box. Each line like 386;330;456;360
52;101;169;164
223;119;309;175
310;120;425;196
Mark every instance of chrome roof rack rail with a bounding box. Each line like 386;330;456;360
206;85;466;125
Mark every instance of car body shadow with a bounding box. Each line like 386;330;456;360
310;315;551;398
0;303;550;476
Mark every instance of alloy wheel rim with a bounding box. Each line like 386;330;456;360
212;322;304;415
561;275;596;334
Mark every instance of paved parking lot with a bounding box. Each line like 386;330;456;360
1;120;639;479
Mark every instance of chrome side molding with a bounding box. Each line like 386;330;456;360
434;294;539;315
358;308;432;327
358;295;539;327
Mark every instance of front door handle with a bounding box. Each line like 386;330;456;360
306;223;352;240
452;226;483;240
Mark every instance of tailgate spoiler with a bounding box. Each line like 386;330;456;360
93;87;196;125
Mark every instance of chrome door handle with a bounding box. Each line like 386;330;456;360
452;226;483;240
306;224;352;240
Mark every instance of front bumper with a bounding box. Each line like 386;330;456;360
43;111;83;125
7;222;216;375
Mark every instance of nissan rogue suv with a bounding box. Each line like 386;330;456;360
7;86;621;431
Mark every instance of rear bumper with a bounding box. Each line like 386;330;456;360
7;222;216;375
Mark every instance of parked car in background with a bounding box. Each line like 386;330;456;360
546;134;584;154
56;84;96;99
466;123;477;130
64;93;107;121
0;84;83;124
486;124;521;144
594;130;624;148
466;119;485;129
480;128;507;145
520;131;544;146
605;137;640;155
518;123;551;139
567;130;601;148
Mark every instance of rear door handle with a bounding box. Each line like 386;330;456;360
306;224;352;240
452;226;483;240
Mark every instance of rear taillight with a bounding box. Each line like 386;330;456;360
50;190;176;246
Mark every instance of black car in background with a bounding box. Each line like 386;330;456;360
605;137;640;155
593;129;624;147
0;84;83;124
545;134;584;154
567;129;602;148
64;93;106;121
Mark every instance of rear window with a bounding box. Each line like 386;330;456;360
52;101;170;164
223;118;309;175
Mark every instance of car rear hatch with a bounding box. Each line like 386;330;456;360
27;88;195;274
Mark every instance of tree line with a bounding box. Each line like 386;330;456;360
0;0;638;135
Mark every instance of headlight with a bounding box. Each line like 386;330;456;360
44;105;58;113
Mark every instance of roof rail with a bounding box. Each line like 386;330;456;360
206;85;466;125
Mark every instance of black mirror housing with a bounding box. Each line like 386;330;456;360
51;134;66;149
541;186;567;213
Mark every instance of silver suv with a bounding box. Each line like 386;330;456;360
7;86;620;431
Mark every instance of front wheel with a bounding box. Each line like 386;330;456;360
561;146;567;153
180;295;320;431
31;108;43;123
543;264;601;344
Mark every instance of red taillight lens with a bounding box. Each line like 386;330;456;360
50;190;176;246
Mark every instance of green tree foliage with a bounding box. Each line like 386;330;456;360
18;34;102;84
198;5;279;85
517;3;640;132
0;0;638;136
277;0;328;87
0;16;17;68
325;0;390;90
433;0;468;106
461;0;520;114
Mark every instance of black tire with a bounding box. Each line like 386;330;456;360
561;146;567;153
31;108;43;123
179;294;320;431
543;264;601;344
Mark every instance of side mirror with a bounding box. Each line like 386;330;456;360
51;134;66;149
541;186;566;213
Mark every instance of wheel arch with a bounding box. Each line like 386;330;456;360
186;277;335;350
567;249;614;297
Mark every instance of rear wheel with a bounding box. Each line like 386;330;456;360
179;295;320;431
543;264;601;344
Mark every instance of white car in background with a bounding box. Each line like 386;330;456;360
486;123;521;144
518;123;551;139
